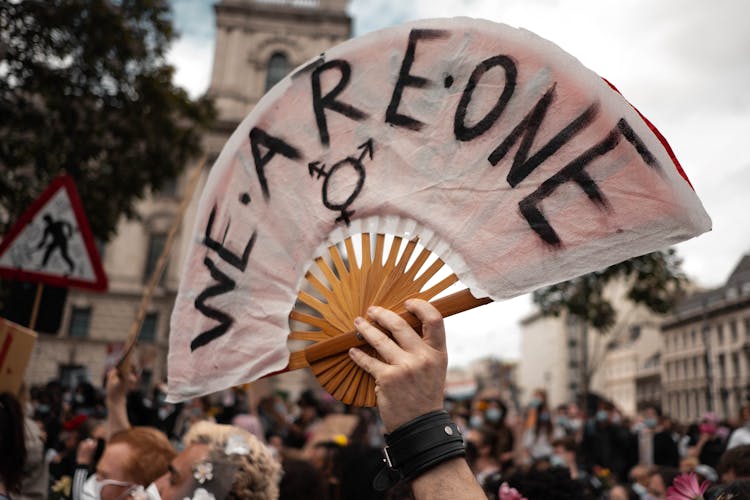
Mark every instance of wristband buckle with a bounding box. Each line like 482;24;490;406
382;445;395;468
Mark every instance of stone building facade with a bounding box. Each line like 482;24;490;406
518;280;666;415
26;0;353;393
661;254;750;423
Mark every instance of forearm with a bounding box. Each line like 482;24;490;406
105;395;131;440
411;457;485;499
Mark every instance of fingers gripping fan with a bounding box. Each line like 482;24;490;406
167;18;710;405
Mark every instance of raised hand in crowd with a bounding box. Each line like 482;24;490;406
350;298;485;499
104;368;138;440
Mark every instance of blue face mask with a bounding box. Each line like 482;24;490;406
485;408;502;423
469;415;484;428
645;417;658;428
596;410;609;422
550;454;566;468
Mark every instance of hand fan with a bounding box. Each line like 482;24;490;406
166;17;711;405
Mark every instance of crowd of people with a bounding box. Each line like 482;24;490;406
2;300;750;499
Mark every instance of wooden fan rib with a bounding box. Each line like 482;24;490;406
329;361;358;401
289;330;329;342
310;353;350;381
305;272;337;304
403;246;432;282
341;365;365;405
417;274;460;301
289;310;339;335
411;257;449;290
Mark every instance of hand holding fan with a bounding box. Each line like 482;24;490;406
166;18;710;405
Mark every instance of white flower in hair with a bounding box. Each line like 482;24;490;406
224;434;250;456
193;462;214;484
185;488;215;500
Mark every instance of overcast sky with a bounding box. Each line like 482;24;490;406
167;0;750;367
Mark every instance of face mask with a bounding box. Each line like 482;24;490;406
550;454;566;467
596;410;609;422
82;475;136;499
632;483;647;496
469;415;483;428
75;394;85;404
137;483;162;500
528;397;541;408
485;408;502;423
644;417;658;429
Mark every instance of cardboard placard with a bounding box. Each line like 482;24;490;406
0;318;38;395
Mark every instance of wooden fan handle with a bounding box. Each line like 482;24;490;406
304;289;492;365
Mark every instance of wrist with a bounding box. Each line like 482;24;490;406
374;410;465;491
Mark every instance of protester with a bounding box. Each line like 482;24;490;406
0;392;27;499
726;405;750;451
717;444;750;483
15;385;48;500
152;421;281;500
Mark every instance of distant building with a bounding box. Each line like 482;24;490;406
518;279;665;415
26;0;352;394
661;254;750;423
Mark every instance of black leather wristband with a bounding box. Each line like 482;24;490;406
373;410;466;491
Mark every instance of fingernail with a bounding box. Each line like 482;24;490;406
354;316;364;326
367;306;378;315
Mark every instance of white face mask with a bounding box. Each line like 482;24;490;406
82;475;131;499
130;483;162;500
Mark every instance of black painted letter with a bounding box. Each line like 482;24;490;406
454;55;517;141
519;125;623;246
203;205;257;272
249;127;302;201
489;86;599;188
311;59;368;147
385;29;449;131
191;256;235;351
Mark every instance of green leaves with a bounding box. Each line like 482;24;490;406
532;249;687;332
0;0;215;241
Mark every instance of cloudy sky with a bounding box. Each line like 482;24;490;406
167;0;749;367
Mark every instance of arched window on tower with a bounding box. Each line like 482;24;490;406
265;52;291;91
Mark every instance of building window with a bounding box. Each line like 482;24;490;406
159;177;178;197
265;52;290;91
732;352;740;377
745;317;750;338
718;323;724;344
730;319;738;342
144;233;167;284
691;329;696;346
718;353;726;380
139;312;159;342
630;325;641;342
69;307;91;338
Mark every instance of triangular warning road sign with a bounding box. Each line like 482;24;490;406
0;175;108;291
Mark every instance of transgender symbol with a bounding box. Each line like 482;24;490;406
308;139;373;226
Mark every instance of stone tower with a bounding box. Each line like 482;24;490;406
209;0;351;131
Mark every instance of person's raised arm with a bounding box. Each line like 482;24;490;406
349;299;485;499
104;368;137;440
